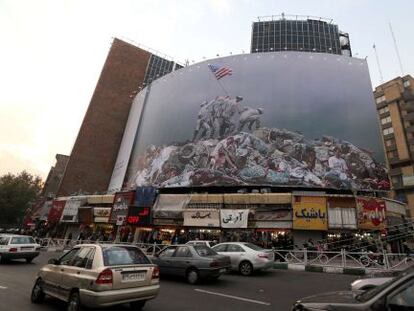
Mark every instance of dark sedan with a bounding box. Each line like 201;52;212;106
151;244;231;284
292;268;414;311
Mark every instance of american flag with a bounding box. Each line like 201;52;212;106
208;64;232;80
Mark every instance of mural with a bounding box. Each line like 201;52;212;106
122;52;389;191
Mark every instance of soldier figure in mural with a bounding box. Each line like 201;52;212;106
238;107;264;132
193;100;213;141
211;96;244;138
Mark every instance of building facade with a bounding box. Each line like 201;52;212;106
374;75;414;216
251;14;351;56
42;154;70;198
57;38;182;196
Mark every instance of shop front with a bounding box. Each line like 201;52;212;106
292;195;328;248
60;197;85;239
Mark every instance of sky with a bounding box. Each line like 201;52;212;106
1;0;413;180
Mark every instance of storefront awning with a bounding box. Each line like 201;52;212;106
153;194;190;219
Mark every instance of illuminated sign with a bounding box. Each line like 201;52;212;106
127;206;151;226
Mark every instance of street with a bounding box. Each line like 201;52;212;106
0;252;358;311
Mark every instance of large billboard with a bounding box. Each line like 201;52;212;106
119;52;389;191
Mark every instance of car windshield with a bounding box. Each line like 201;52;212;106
10;236;35;244
243;243;264;251
194;245;217;256
0;237;10;245
102;246;151;266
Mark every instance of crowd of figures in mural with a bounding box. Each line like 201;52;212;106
129;96;389;191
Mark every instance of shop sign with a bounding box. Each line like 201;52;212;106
48;200;66;223
250;221;292;229
127;206;151;226
153;218;183;226
356;197;386;230
293;196;328;231
183;209;220;227
60;199;82;223
253;209;292;222
220;209;249;228
93;207;111;223
110;191;135;225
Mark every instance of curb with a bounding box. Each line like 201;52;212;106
273;263;366;276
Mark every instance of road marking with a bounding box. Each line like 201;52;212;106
0;286;7;289
194;289;271;306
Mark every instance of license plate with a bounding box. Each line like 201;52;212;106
219;268;227;273
122;272;146;282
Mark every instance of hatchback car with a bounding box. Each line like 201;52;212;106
0;234;41;263
151;244;231;284
292;268;414;310
31;244;160;311
212;242;274;276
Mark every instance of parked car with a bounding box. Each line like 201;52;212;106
292;267;414;310
31;244;160;311
212;242;274;276
0;234;41;263
151;244;231;284
351;264;414;291
186;240;218;248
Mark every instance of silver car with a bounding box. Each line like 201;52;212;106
31;244;160;311
0;234;40;263
212;242;274;276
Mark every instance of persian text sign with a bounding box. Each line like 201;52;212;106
293;196;328;230
356;197;386;230
183;209;220;227
110;191;135;224
220;209;249;228
60;199;82;223
48;200;66;223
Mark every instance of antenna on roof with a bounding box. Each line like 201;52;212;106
389;22;404;76
373;43;384;83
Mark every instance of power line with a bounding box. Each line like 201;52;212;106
389;22;405;76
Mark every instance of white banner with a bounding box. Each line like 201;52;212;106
60;199;82;223
183;209;220;227
220;209;249;228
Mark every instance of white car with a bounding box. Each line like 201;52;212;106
0;234;41;263
185;240;217;248
351;277;394;291
212;242;274;276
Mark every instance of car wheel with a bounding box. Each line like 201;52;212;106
31;278;45;303
186;269;200;284
26;257;34;263
239;261;253;276
67;291;81;311
130;300;146;310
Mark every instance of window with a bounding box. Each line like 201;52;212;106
158;247;176;258
376;95;386;104
388;151;398;159
102;246;150;266
59;248;81;266
383;127;394;135
212;244;227;252
227;244;244;252
381;116;392;125
194;246;217;257
385;139;394;147
0;237;10;245
388;280;414;307
243;243;264;251
10;236;35;244
72;247;94;268
174;246;192;258
404;80;411;88
379;106;389;114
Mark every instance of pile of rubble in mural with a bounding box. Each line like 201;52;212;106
130;127;389;191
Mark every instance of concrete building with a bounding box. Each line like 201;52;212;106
57;38;182;196
251;14;351;56
374;75;414;216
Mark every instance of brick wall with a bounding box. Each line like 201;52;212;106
58;38;151;196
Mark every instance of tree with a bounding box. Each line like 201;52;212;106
0;171;43;225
